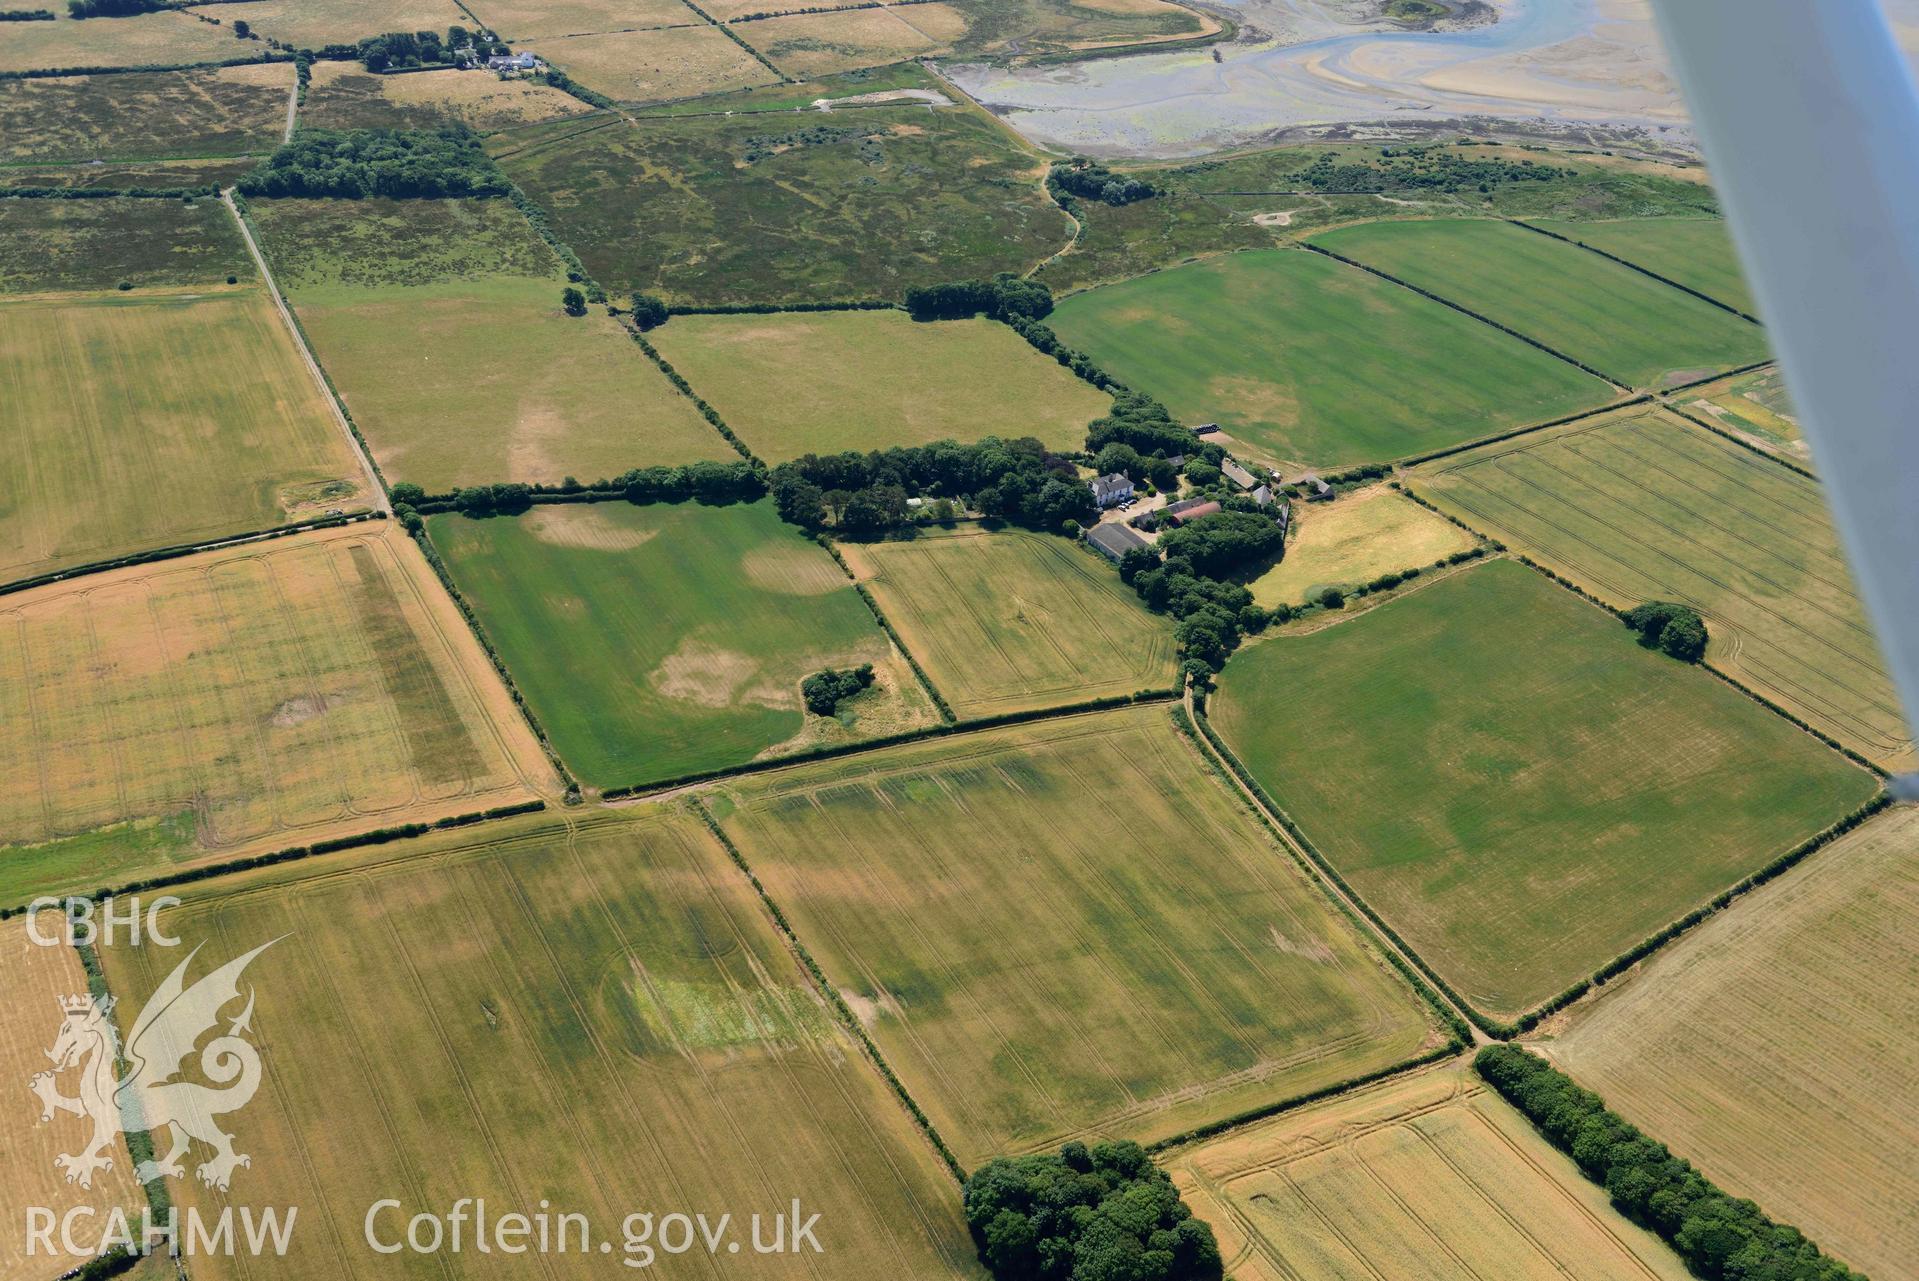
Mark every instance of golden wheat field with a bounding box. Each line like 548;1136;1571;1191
0;522;556;909
1540;806;1919;1279
99;808;983;1280
1249;485;1477;609
1165;1060;1691;1281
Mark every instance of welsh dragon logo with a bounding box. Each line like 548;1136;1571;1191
30;940;280;1193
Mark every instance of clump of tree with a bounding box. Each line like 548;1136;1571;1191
1086;391;1220;463
629;293;668;330
561;286;586;315
1476;1046;1864;1281
0;8;58;20
964;1140;1222;1281
1121;506;1285;671
1092;442;1178;492
801;664;874;716
905;274;1053;322
66;0;161;16
1622;600;1707;662
1049;157;1156;207
355;27;492;71
237;127;510;199
768;437;1092;538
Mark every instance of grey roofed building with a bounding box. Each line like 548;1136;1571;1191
1221;459;1256;490
487;51;541;71
1190;422;1221;435
1250;484;1274;507
1087;521;1150;562
1090;472;1135;508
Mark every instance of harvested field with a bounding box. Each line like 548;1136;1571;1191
709;705;1444;1166
464;0;702;38
0;10;238;73
250;196;730;488
1532;216;1757;316
1166;1060;1690;1281
0;63;292;165
1210;559;1879;1022
840;526;1176;716
648;310;1109;461
0;287;371;587
1047;248;1613;468
182;0;466;47
429;501;939;788
1682;365;1808;467
734;6;967;77
0;196;248;294
1542;805;1919;1281
1248;484;1477;608
98;808;981;1280
0;523;555;909
300;61;591;133
491;106;1068;304
524;26;780;103
1412;408;1910;769
1312;219;1769;388
0;918;148;1281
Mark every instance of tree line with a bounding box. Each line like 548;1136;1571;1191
1476;1046;1864;1281
768;437;1095;537
905;273;1054;322
65;0;159;16
351;26;504;72
236;126;510;199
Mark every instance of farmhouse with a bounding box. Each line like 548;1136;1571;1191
1087;522;1149;562
1221;459;1256;490
486;52;542;73
1091;473;1135;508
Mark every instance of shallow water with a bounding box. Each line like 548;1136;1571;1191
944;0;1689;158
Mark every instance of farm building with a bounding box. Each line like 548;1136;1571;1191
1091;473;1136;508
1087;522;1149;562
1166;500;1222;526
1221;459;1257;490
1190;422;1221;436
486;52;543;73
1300;472;1334;501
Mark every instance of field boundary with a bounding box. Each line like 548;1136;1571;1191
1662;398;1819;481
0;510;378;598
1302;241;1631;390
1662;357;1774;396
816;537;956;721
1508;217;1763;324
625;325;763;462
690;798;966;1181
1392;394;1650;469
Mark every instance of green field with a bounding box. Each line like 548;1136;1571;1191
0;63;292;165
1532;217;1757;316
1049;248;1614;466
710;705;1442;1165
491;106;1069;304
1210;559;1877;1022
0;288;371;587
1413;409;1911;769
101;808;980;1280
648;310;1110;462
0;196;249;293
429;501;940;787
251;197;729;490
841;526;1177;716
1312;219;1769;388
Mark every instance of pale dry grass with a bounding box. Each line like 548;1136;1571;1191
1250;484;1476;608
304;61;590;131
523;25;779;102
184;0;466;47
734;6;957;75
0;919;148;1281
463;0;701;38
0;523;557;909
0;10;237;73
1166;1060;1690;1281
1541;806;1919;1280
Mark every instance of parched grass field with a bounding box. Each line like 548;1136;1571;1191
0;288;371;587
1210;560;1879;1022
0;9;238;73
648;310;1109;462
429;501;939;788
840;526;1176;716
1412;408;1911;769
0;197;249;294
301;61;591;133
1532;217;1757;316
0;63;291;165
1542;806;1919;1280
1312;219;1769;388
1046;249;1613;468
1248;485;1477;609
936;0;1214;56
100;808;981;1280
1166;1060;1690;1281
1681;365;1808;467
0;918;149;1281
0;523;555;909
733;6;968;77
464;0;701;38
181;0;466;46
524;26;780;103
491;106;1069;304
709;706;1444;1166
251;197;728;490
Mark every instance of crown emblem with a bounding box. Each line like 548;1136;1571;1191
58;994;99;1015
